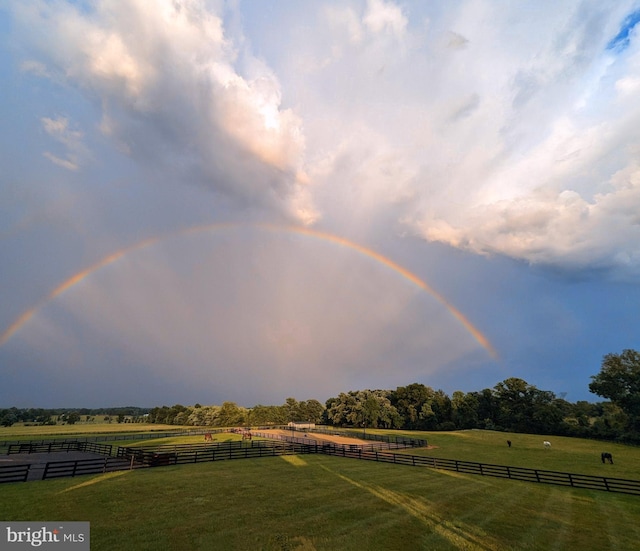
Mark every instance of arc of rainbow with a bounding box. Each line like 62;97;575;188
0;223;498;358
260;224;498;359
0;236;159;346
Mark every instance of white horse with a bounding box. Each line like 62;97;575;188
543;441;551;449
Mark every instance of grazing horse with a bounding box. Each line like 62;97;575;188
601;452;614;464
543;441;551;449
507;440;512;448
204;432;212;442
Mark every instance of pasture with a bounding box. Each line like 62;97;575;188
388;429;640;479
2;428;640;550
0;422;181;440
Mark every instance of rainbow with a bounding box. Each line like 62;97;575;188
0;223;498;358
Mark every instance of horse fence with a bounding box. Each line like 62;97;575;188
42;457;132;480
0;463;31;483
3;436;640;495
316;447;640;496
7;441;113;456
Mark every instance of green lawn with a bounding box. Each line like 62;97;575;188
0;423;193;437
2;429;640;550
389;429;640;479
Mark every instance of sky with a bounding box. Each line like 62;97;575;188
1;0;640;408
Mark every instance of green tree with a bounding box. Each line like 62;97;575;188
451;391;479;429
493;378;560;434
298;400;325;424
390;383;435;429
0;413;17;427
589;349;640;436
217;401;244;427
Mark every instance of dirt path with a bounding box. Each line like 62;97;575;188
255;430;367;446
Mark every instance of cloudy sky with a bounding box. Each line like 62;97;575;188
1;0;639;408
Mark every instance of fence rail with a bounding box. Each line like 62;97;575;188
116;440;308;467
0;428;222;452
316;447;640;496
251;431;423;451
42;457;131;480
3;435;640;496
7;441;113;456
0;463;31;484
305;427;428;448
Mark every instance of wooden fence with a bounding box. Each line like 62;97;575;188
7;441;113;456
317;446;640;496
3;437;640;495
0;463;31;483
116;440;305;467
42;457;131;480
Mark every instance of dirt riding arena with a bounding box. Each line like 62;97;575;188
256;430;370;446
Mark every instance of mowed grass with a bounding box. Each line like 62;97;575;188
0;423;187;440
383;429;640;479
2;453;640;550
3;429;640;550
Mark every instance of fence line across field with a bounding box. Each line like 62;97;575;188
3;433;640;495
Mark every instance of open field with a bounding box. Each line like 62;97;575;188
0;423;187;440
381;429;640;479
2;428;640;550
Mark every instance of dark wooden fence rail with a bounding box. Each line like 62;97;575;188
251;431;422;451
42;457;131;480
4;437;640;496
116;440;308;467
301;427;428;448
0;426;423;451
0;429;223;453
0;463;31;484
317;447;640;496
7;441;113;456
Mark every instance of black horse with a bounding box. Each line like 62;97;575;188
601;452;614;464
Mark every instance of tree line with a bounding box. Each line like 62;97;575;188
0;406;149;427
145;349;640;443
3;350;639;443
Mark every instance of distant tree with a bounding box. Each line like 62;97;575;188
590;350;640;416
451;391;479;429
297;400;325;424
590;349;640;438
66;412;81;425
492;378;561;434
390;384;435;430
217;401;244;427
283;398;301;422
1;413;17;427
361;395;381;430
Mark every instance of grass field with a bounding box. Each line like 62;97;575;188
2;429;640;550
388;429;640;479
0;423;187;440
